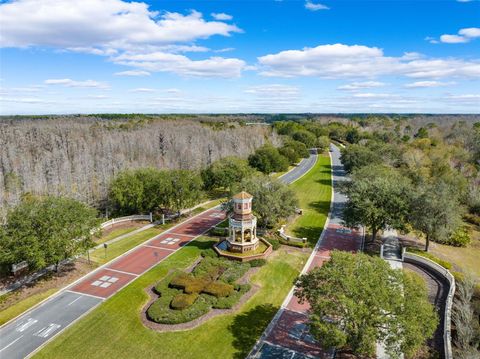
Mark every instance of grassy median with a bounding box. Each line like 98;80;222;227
34;238;308;359
286;154;332;246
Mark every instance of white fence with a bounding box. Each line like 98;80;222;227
278;225;307;244
99;214;152;229
403;252;455;359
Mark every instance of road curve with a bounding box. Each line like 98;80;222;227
0;149;321;359
279;149;318;185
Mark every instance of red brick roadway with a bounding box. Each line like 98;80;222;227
252;223;364;359
69;209;226;299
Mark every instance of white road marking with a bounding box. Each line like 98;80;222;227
169;233;195;238
15;318;38;332
105;268;138;276
67;296;82;306
65;290;105;301
143;244;176;252
34;323;61;338
0;335;24;352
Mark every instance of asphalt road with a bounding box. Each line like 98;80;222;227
0;151;320;359
0;291;101;359
279;149;318;185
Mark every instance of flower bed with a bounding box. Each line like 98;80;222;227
146;256;252;324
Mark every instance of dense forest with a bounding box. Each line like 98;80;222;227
0;116;280;213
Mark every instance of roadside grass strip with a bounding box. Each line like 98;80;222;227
286;155;332;246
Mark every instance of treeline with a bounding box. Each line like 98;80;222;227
110;156;298;229
339;121;480;251
0;195;99;275
0;116;280;213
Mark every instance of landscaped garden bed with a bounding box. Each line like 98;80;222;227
144;255;257;329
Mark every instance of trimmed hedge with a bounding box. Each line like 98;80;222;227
279;238;306;248
202;282;234;298
171;293;198;310
147;257;253;324
248;259;267;267
200;249;218;258
213;284;251;309
170;273;211;294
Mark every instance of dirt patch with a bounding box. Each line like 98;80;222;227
0;259;98;311
140;266;260;332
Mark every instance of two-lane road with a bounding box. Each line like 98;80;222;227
0;151;319;359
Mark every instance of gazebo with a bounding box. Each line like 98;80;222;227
226;191;259;253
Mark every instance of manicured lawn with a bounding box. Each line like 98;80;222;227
95;226;142;245
0;288;58;326
429;223;480;279
34;238;308;359
286;154;332;246
88;226;166;265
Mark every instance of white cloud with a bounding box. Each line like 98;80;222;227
305;1;330;11
258;43;480;80
44;78;109;89
440;34;469;43
114;70;151;76
244;84;300;97
439;27;480;43
352;93;396;99
113;52;246;78
129;88;156;93
0;1;241;49
0;0;245;78
337;81;385;90
211;13;233;21
404;81;453;88
459;27;480;38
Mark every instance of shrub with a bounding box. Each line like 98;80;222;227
279;238;306;248
407;248;452;270
248;259;267;267
209;227;228;236
200;249;218;258
464;213;480;226
268;238;281;250
170;293;198;310
202;282;234;298
169;273;210;294
147;293;213;324
213;284;251;309
444;226;471;247
218;262;250;284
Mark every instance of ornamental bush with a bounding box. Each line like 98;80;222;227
213;284;251;309
444;226;471;247
248;259;267;267
170;293;199;310
170;273;211;294
202;282;234;298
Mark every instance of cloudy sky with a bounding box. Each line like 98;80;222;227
0;0;479;114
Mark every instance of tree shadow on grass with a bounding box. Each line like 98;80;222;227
228;304;279;359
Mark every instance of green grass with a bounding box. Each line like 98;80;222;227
88;226;166;265
286;154;332;246
95;226;142;245
0;288;58;326
34;238;308;359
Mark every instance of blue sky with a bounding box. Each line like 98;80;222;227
0;0;479;114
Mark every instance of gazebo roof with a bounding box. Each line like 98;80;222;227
232;191;253;200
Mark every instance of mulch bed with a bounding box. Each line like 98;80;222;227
140;265;260;332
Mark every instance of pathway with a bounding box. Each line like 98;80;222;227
249;144;364;359
0;152;319;359
0;208;226;359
